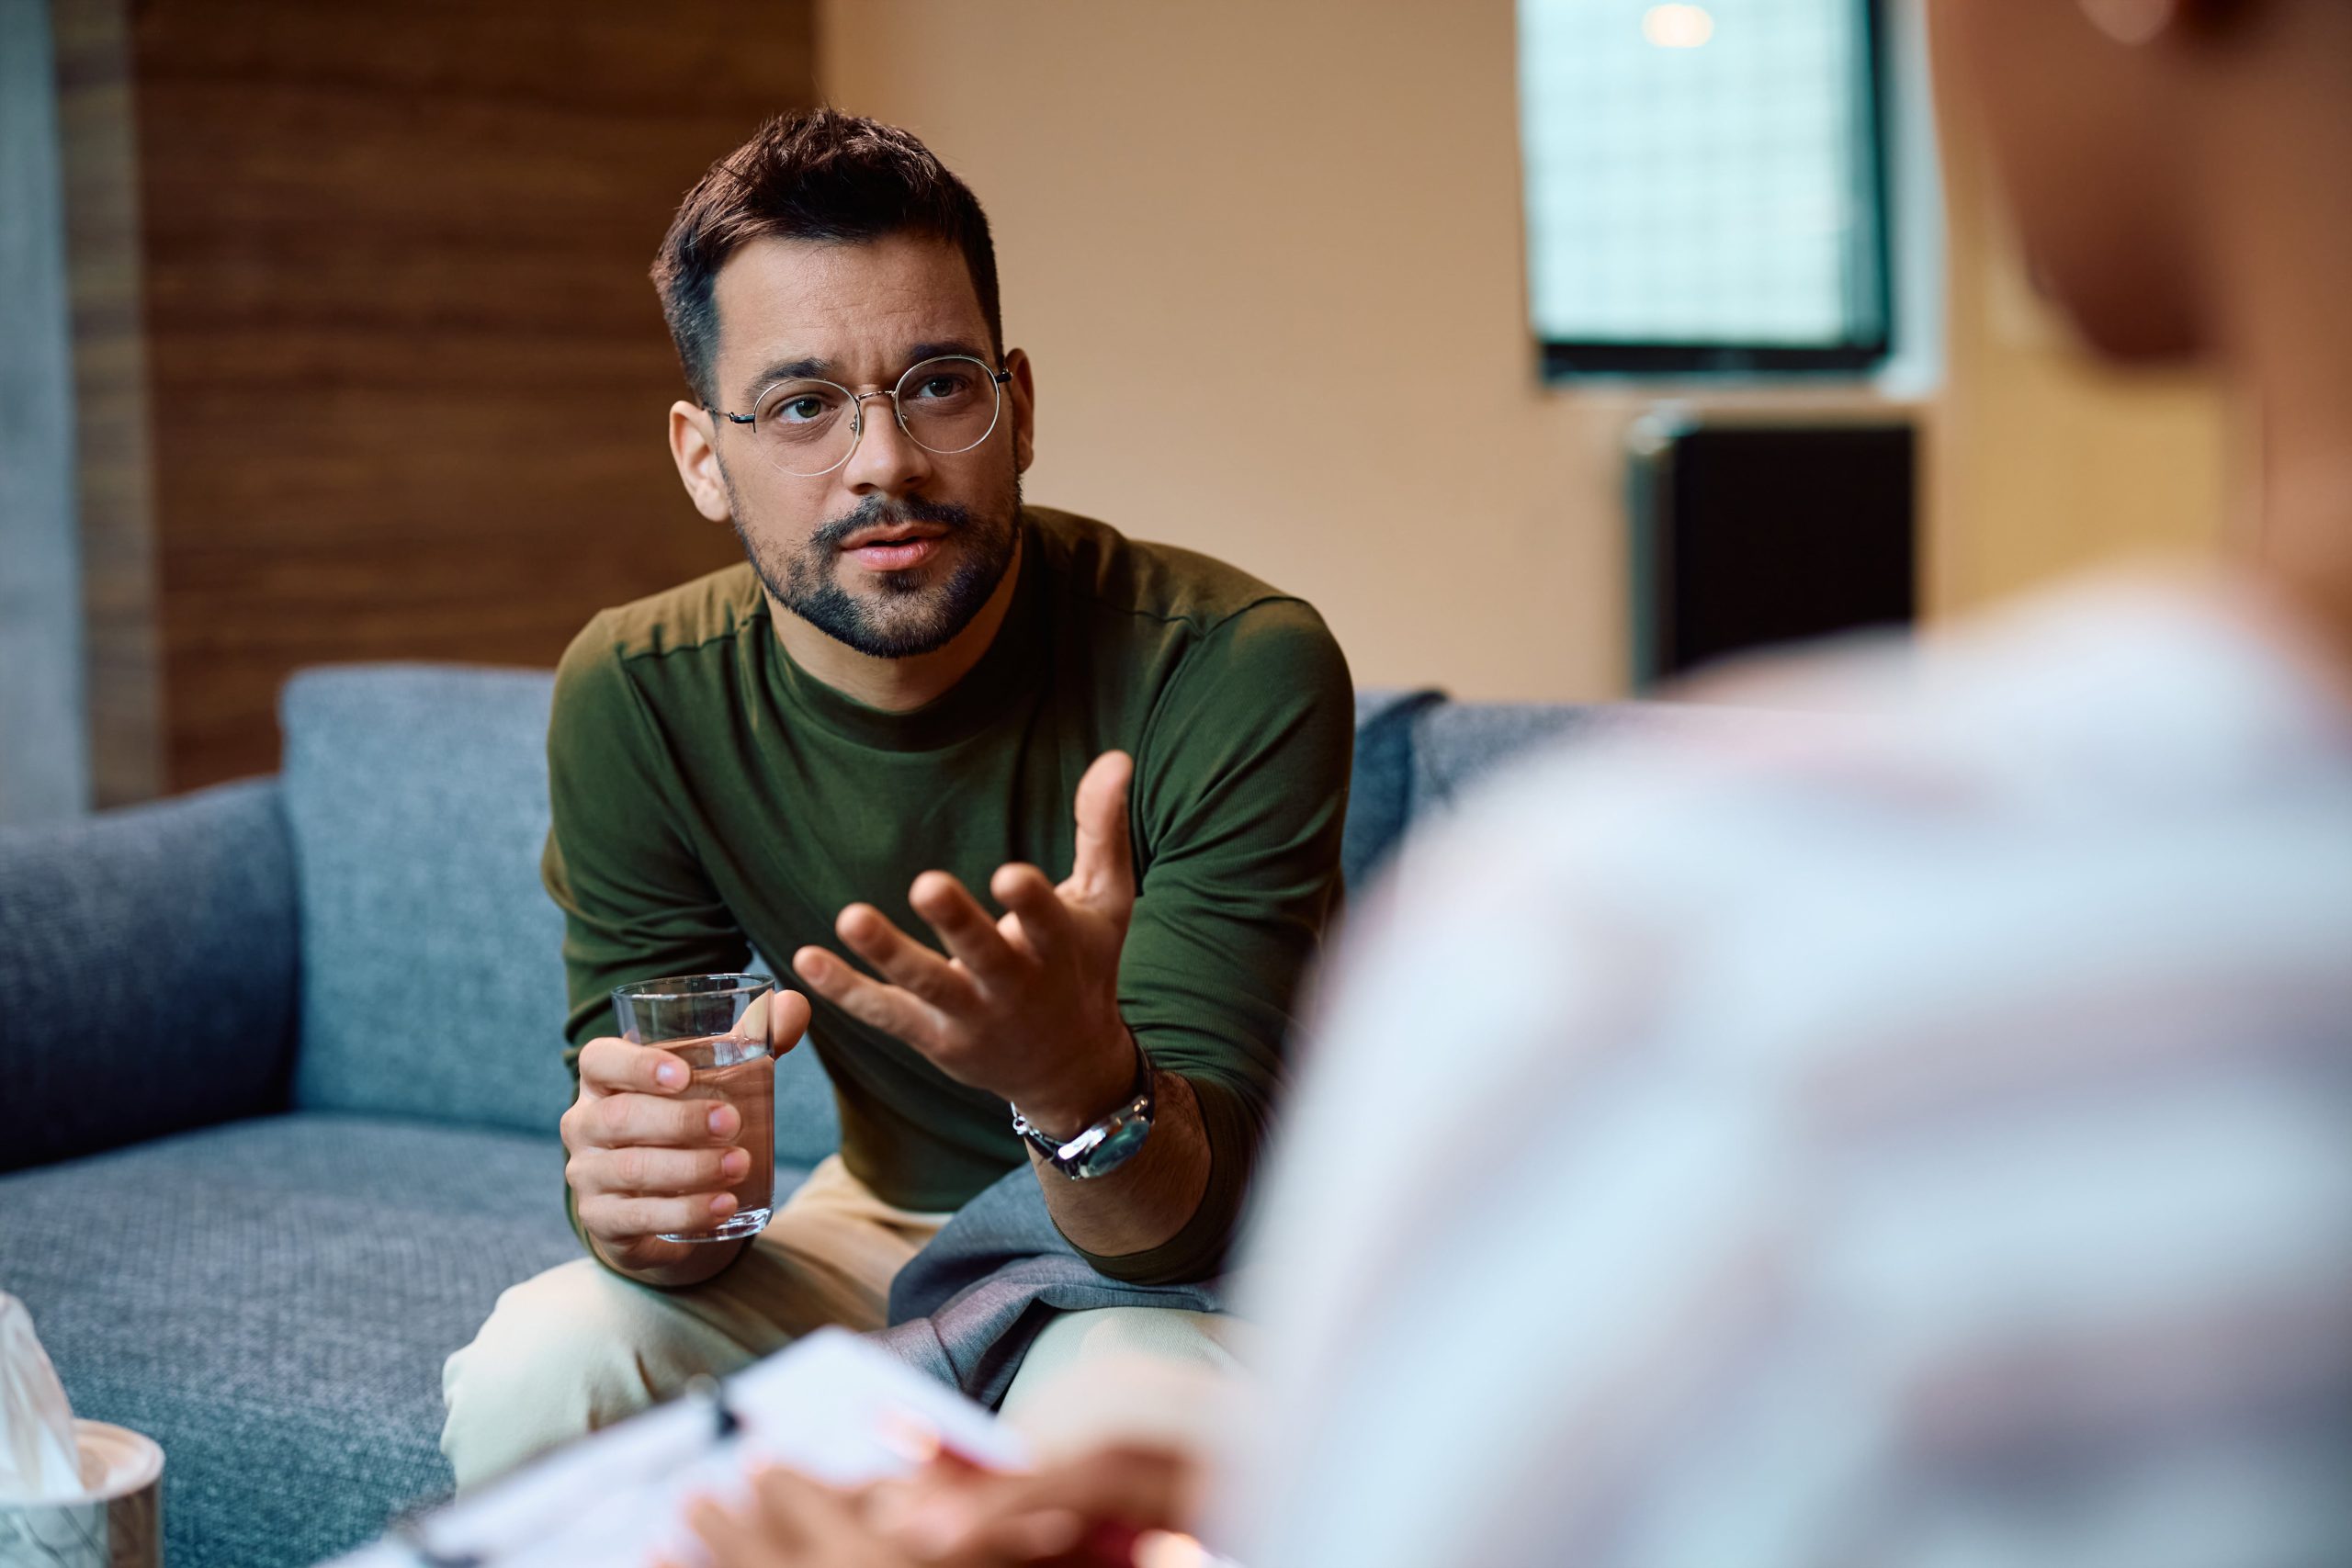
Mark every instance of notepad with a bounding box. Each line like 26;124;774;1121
326;1328;1028;1568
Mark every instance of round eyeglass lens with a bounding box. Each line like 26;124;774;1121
752;379;859;477
747;355;1003;478
892;356;1002;456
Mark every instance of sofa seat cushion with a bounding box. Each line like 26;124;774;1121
0;1112;733;1568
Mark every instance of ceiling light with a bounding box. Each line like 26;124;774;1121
1643;4;1716;48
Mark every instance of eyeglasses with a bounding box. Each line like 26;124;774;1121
708;355;1014;479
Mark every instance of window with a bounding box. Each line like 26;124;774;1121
1517;0;1893;376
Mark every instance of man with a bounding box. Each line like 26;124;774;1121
673;0;2352;1562
438;109;1351;1489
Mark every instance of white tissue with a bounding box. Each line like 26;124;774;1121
0;1292;90;1502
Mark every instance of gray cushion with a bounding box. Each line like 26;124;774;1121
0;1113;612;1568
280;666;575;1135
0;779;297;1172
1403;699;1761;819
1405;701;1594;818
280;663;843;1166
1343;688;1446;892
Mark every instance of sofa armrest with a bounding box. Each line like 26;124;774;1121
0;779;300;1172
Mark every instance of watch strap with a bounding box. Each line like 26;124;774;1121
1010;1040;1156;1179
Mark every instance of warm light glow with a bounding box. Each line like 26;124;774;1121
1642;4;1716;48
1132;1531;1217;1568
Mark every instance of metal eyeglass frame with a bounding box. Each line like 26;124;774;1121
707;354;1014;478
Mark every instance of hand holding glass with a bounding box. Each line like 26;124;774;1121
610;974;786;1242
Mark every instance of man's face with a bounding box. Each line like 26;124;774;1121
683;233;1035;659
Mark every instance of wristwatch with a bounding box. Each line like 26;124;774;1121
1009;1040;1156;1180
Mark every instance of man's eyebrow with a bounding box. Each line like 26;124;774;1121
740;355;831;405
735;341;995;407
905;339;993;367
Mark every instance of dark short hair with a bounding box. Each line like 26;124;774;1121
651;107;1003;407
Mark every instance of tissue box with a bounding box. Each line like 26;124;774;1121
0;1420;163;1568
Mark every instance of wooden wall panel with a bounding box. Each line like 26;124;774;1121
54;0;163;808
130;0;818;789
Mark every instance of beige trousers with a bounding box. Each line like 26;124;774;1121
440;1156;1241;1491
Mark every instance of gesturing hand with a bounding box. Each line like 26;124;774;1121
792;750;1140;1136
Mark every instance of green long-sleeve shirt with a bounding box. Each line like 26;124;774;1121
543;507;1352;1284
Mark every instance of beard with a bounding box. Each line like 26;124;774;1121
721;463;1022;660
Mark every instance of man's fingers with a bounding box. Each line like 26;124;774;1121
907;871;1024;984
1068;750;1137;907
833;903;989;1011
575;1035;690;1097
744;987;814;1055
793;946;950;1052
571;1089;741;1151
990;862;1073;964
568;1143;748;1198
577;1189;738;1241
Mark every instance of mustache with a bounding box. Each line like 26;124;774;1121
808;495;972;551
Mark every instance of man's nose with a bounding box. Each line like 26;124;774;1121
840;392;933;495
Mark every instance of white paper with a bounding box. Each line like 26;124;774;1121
0;1292;89;1503
331;1328;1027;1568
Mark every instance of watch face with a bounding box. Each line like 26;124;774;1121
1077;1114;1151;1176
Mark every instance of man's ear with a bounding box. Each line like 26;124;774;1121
1004;347;1037;475
669;400;734;523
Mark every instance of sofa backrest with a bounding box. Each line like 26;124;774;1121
0;779;300;1172
274;665;1734;1152
281;666;575;1136
280;666;847;1158
1340;691;1741;886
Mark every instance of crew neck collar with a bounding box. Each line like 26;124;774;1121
761;515;1046;752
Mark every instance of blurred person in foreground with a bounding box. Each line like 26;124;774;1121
664;0;2352;1562
439;109;1352;1489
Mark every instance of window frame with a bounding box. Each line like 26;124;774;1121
1527;0;1896;382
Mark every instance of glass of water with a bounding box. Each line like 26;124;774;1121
610;973;781;1243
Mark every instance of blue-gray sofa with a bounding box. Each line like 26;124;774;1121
0;666;1684;1568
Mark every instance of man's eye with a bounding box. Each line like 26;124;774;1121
916;377;960;400
777;396;827;423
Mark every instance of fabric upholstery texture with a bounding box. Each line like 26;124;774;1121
0;778;298;1172
1401;699;1757;823
277;665;845;1164
1403;701;1592;818
280;666;577;1135
0;1113;594;1568
1341;688;1447;892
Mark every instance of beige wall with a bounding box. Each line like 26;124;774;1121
819;0;2229;703
1928;85;2230;615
